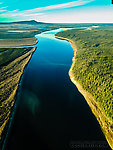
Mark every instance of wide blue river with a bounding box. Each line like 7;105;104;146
4;29;110;150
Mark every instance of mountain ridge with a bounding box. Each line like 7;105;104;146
0;20;50;25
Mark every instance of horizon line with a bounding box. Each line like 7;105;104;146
0;20;113;24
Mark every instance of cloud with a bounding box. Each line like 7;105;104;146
0;0;94;21
1;6;8;9
26;0;94;13
23;13;44;17
0;7;7;12
8;9;19;13
0;9;6;12
0;6;8;13
8;12;44;17
37;7;113;23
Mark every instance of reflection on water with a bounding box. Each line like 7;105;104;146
20;89;40;116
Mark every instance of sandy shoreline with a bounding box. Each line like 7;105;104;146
55;35;113;149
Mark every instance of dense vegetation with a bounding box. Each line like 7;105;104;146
0;47;35;145
0;47;32;66
0;21;47;39
56;28;113;121
0;30;41;39
1;21;113;39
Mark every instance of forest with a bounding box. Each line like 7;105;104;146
56;28;113;121
0;47;35;143
0;47;32;66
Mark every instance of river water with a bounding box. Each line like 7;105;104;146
4;29;110;150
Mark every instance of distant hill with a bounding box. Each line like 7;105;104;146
0;20;49;25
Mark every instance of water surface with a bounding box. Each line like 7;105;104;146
5;29;110;150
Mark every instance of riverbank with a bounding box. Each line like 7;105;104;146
55;35;113;149
0;47;36;141
0;37;38;47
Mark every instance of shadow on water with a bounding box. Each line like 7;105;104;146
4;29;111;150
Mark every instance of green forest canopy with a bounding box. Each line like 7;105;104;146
56;28;113;121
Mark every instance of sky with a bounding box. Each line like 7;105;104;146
0;0;113;23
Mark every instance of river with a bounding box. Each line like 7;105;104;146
3;29;110;150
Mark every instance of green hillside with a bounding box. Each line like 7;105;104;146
56;28;113;121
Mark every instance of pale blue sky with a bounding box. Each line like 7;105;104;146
0;0;113;23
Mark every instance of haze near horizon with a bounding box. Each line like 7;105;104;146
0;0;113;23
